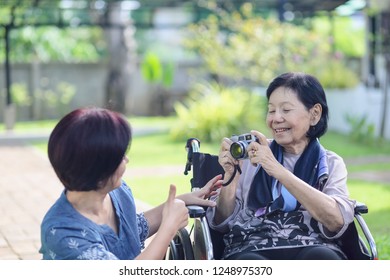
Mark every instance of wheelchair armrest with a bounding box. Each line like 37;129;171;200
355;201;368;214
188;205;206;218
353;201;378;259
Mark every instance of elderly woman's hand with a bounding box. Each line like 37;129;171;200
248;130;282;177
218;137;240;178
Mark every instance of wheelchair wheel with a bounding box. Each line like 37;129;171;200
167;228;194;260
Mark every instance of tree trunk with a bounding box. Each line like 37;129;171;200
379;12;390;139
103;1;137;113
380;57;389;138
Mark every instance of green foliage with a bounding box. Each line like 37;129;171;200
38;82;76;117
345;114;376;144
170;82;266;143
0;0;62;26
0;26;105;63
0;0;106;63
140;51;175;88
11;83;31;106
162;62;175;88
184;3;360;89
309;58;360;89
141;52;163;83
0;81;76;120
312;16;365;58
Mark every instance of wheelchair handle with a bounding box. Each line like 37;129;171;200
184;138;200;175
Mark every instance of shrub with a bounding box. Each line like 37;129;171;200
345;114;376;144
170;82;266;143
0;82;76;120
184;2;360;89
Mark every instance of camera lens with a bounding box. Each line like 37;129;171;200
230;142;247;159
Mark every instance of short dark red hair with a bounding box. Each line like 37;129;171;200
48;107;132;191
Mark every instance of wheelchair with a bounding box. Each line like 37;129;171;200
166;138;378;260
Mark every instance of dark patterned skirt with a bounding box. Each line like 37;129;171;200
222;210;345;259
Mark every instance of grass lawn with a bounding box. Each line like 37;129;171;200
23;116;390;259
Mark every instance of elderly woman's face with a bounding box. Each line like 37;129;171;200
266;87;318;154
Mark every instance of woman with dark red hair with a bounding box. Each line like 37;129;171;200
40;107;222;260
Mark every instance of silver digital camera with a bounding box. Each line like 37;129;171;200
230;133;258;160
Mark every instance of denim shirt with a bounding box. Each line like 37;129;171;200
40;181;149;260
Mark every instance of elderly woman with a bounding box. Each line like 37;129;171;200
206;72;355;260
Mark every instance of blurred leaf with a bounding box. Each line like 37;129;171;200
141;52;163;83
162;62;175;88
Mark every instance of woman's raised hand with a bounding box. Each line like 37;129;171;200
161;184;189;237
